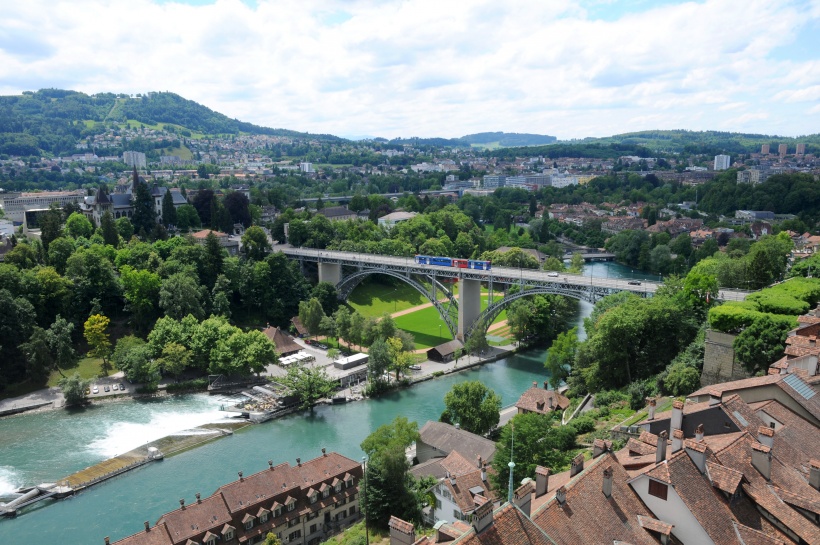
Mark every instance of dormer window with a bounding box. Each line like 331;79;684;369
344;474;354;488
322;488;330;498
648;479;668;501
243;513;256;530
286;497;296;512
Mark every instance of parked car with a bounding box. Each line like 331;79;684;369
104;385;110;392
119;383;126;391
316;343;328;350
547;271;559;277
628;280;642;285
304;339;314;345
92;386;99;394
112;384;118;391
409;364;422;371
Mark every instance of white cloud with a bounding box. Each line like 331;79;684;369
0;0;817;139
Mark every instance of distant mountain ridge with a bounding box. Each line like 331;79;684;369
384;131;557;148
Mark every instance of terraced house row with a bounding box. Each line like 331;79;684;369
109;450;362;545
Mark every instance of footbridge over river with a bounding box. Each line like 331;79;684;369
279;246;751;341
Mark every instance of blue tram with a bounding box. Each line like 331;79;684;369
414;255;492;270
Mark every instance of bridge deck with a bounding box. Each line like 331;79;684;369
279;246;749;302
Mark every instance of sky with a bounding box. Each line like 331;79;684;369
1;0;819;140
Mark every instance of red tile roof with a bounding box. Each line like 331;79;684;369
514;386;570;414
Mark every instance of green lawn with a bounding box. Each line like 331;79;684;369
47;356;112;387
347;280;428;317
394;294;508;349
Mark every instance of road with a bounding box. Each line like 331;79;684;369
276;245;751;302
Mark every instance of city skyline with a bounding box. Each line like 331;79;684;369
1;0;819;140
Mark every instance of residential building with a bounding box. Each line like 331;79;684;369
714;154;731;171
317;206;357;222
514;382;570;416
761;144;770;155
299;162;314;174
482;175;505;189
797;143;806;155
109;450;363;545
735;210;775;221
779;144;788;156
378;211;417;230
190;229;240;256
262;325;301;356
0;190;85;223
414;421;496;465
123;151;147;168
419;450;496;524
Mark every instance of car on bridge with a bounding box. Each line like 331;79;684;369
628;280;641;285
547;272;559;277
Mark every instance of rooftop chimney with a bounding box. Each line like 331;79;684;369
670;401;684;433
684;439;707;473
179;499;185;510
671;429;684;454
593;438;610;458
195;493;201;503
532;381;538;389
238;471;244;481
751;442;772;481
535;466;550;498
455;423;460;430
105;538;110;545
296;458;301;467
471;499;494;533
555;485;567;506
656;430;668;464
447;471;455;485
602;466;613;498
647;398;657;420
548;396;554;410
810;459;820;491
570;453;585;477
514;481;533;517
695;423;704;442
757;426;774;448
322;448;327;456
543;380;549;390
144;522;150;532
477;455;483;469
268;460;273;470
388;516;416;545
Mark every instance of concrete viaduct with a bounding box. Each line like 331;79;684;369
278;246;750;342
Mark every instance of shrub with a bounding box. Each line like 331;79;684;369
570;415;595;434
595;389;628;408
627;379;656;410
165;378;208;392
663;363;701;396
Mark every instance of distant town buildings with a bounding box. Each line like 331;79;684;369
761;143;770;154
123;151;147;168
713;154;731;171
0;190;85;223
779;143;788;156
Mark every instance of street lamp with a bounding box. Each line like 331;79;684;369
362;456;369;545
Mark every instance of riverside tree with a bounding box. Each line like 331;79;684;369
279;366;336;410
441;380;501;436
84;314;112;372
360;417;421;528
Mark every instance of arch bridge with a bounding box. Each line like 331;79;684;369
279;246;749;341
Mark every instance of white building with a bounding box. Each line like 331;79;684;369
714;154;731;171
299;162;314;173
1;190;86;223
123;151;147;168
482;175;506;189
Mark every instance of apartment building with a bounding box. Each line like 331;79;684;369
109;450;363;545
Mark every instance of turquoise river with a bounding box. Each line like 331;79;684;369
0;262;654;545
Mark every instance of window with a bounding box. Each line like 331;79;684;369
207;539;217;545
322;488;330;498
453;509;461;520
648;479;668;501
225;530;235;541
245;521;254;530
349;506;356;515
260;513;269;523
310;524;317;534
274;507;283;517
287;502;296;512
335;483;341;493
289;518;300;528
289;530;302;541
435;498;442;509
310;494;317;504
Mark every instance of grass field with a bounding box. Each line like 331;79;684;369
0;357;111;402
163;144;193;161
347;280;428;317
47;357;112;387
393;294;508;349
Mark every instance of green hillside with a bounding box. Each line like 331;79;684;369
569;130;820;154
0;88;344;156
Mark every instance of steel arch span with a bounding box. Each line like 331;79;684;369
466;284;646;341
336;268;459;338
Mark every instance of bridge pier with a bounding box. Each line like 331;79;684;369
457;278;481;341
318;262;341;285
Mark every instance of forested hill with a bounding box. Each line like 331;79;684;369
386;131;557;148
568;129;820;155
0;89;343;156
